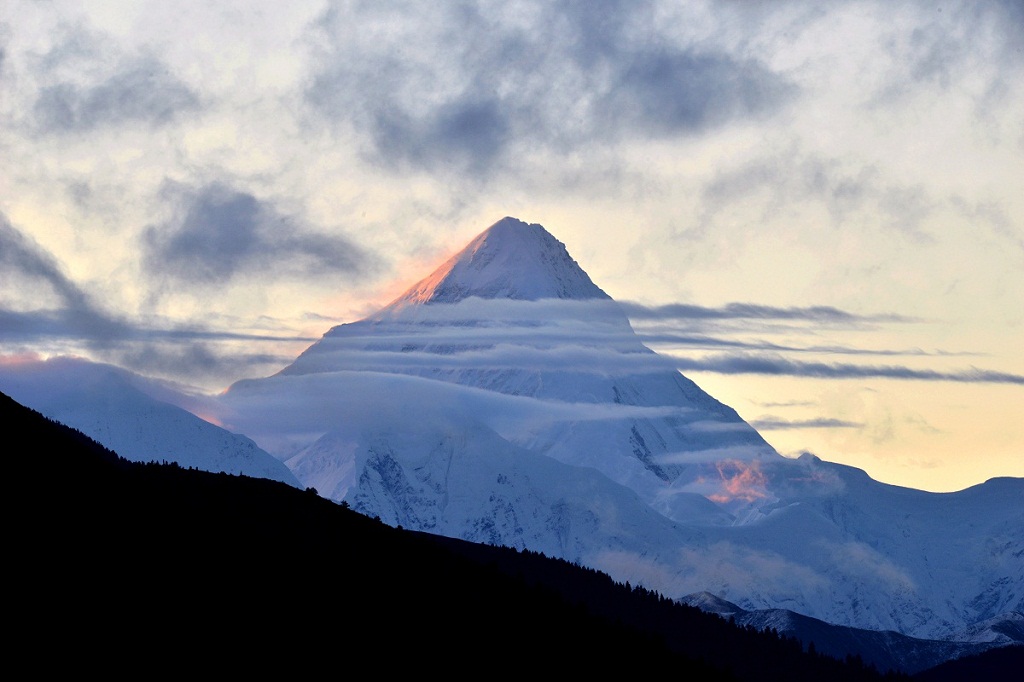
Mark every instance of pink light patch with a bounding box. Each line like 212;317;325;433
708;459;769;504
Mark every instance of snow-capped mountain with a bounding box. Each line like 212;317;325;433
266;216;779;523
0;356;301;488
218;216;1023;641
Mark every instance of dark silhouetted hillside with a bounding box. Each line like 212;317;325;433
914;645;1024;681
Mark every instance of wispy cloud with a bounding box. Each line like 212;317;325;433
620;301;915;324
673;353;1024;385
636;332;973;357
750;417;864;431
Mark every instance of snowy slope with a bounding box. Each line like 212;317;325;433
289;410;697;561
0;357;300;488
650;455;1024;639
217;216;1023;640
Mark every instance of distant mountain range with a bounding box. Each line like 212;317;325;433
680;592;1022;675
3;216;1021;671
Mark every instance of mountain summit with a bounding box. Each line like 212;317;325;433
382;217;610;312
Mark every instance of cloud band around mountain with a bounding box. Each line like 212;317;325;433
673;354;1024;385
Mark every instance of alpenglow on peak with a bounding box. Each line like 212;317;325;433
382;217;611;311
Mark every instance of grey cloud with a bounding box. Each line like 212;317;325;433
33;55;199;133
0;303;311;389
143;183;375;287
310;298;955;360
370;95;510;174
951;197;1024;256
0;213;127;341
336;291;904;327
637;332;972;358
698;155;941;238
601;49;792;136
672;353;1024;385
561;0;793;135
306;2;795;178
879;1;1024;93
1;210;315;381
750;417;864;431
279;343;677;377
103;342;295;389
865;1;1024;130
620;301;915;323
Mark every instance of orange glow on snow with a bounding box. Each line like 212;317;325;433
708;459;769;504
193;412;224;428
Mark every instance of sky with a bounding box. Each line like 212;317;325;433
1;0;1021;493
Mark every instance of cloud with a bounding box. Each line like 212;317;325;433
143;182;375;287
599;48;793;136
821;540;916;592
696;154;943;241
620;301;915;323
370;95;511;175
750;417;864;431
672;353;1024;385
102;342;296;390
637;331;969;358
0;213;127;341
872;1;1024;104
282;343;677;376
671;541;830;601
654;445;771;466
218;369;705;455
305;2;795;178
1;211;317;386
30;30;200;133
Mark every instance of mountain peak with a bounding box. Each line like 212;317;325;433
381;217;610;312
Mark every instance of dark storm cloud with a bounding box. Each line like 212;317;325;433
32;54;199;133
143;183;374;286
306;1;795;177
673;353;1024;385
